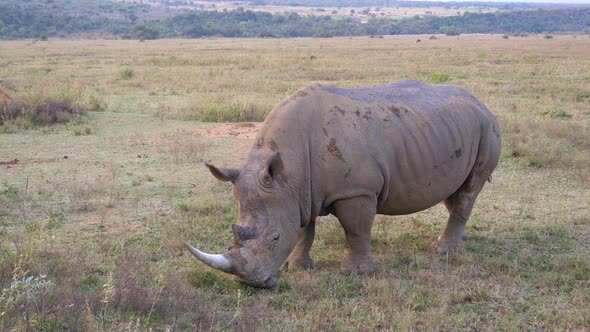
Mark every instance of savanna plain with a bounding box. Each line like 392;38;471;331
0;35;589;331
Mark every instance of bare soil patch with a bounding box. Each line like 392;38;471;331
203;122;261;139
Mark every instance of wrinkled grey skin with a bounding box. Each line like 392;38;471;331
186;80;501;288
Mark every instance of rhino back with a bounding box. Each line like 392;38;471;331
321;80;489;113
259;81;499;218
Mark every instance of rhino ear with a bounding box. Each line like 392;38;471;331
260;152;283;185
206;163;239;182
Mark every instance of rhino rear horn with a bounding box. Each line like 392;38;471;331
232;224;258;242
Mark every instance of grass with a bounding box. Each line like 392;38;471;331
0;35;589;330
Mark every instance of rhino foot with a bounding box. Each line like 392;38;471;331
434;234;467;255
285;257;316;271
340;256;375;274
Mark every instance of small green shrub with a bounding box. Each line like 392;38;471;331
543;110;572;119
574;91;590;102
429;72;450;84
523;55;543;64
119;68;134;80
544;34;553;39
71;125;93;136
185;100;268;122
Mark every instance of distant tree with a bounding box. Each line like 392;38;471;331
133;24;159;40
443;26;460;36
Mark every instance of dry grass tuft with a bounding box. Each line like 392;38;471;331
503;118;590;183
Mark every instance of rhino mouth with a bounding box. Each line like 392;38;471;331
241;273;277;289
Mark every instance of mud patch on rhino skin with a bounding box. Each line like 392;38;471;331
388;106;402;117
268;139;278;151
492;124;500;139
388;105;409;117
278;99;290;108
362;110;373;120
322;127;328;137
234;181;270;229
290;90;309;100
354;109;361;117
327;138;344;161
332;105;346;115
344;168;351;178
453;149;462;159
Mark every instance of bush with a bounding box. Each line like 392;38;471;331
32;100;84;124
0;83;106;129
2;100;84;127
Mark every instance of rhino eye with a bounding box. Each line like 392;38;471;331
257;172;275;189
273;234;280;241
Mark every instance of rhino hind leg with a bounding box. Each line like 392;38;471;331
333;195;377;273
436;166;491;255
285;220;316;270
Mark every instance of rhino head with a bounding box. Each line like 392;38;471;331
185;151;300;288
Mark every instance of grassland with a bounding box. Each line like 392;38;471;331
0;35;589;330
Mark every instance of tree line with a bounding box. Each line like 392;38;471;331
0;1;589;39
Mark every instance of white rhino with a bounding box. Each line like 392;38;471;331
186;80;501;288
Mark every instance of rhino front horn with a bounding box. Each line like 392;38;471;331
184;241;233;273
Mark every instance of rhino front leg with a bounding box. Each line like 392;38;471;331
333;195;377;273
285;220;316;270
